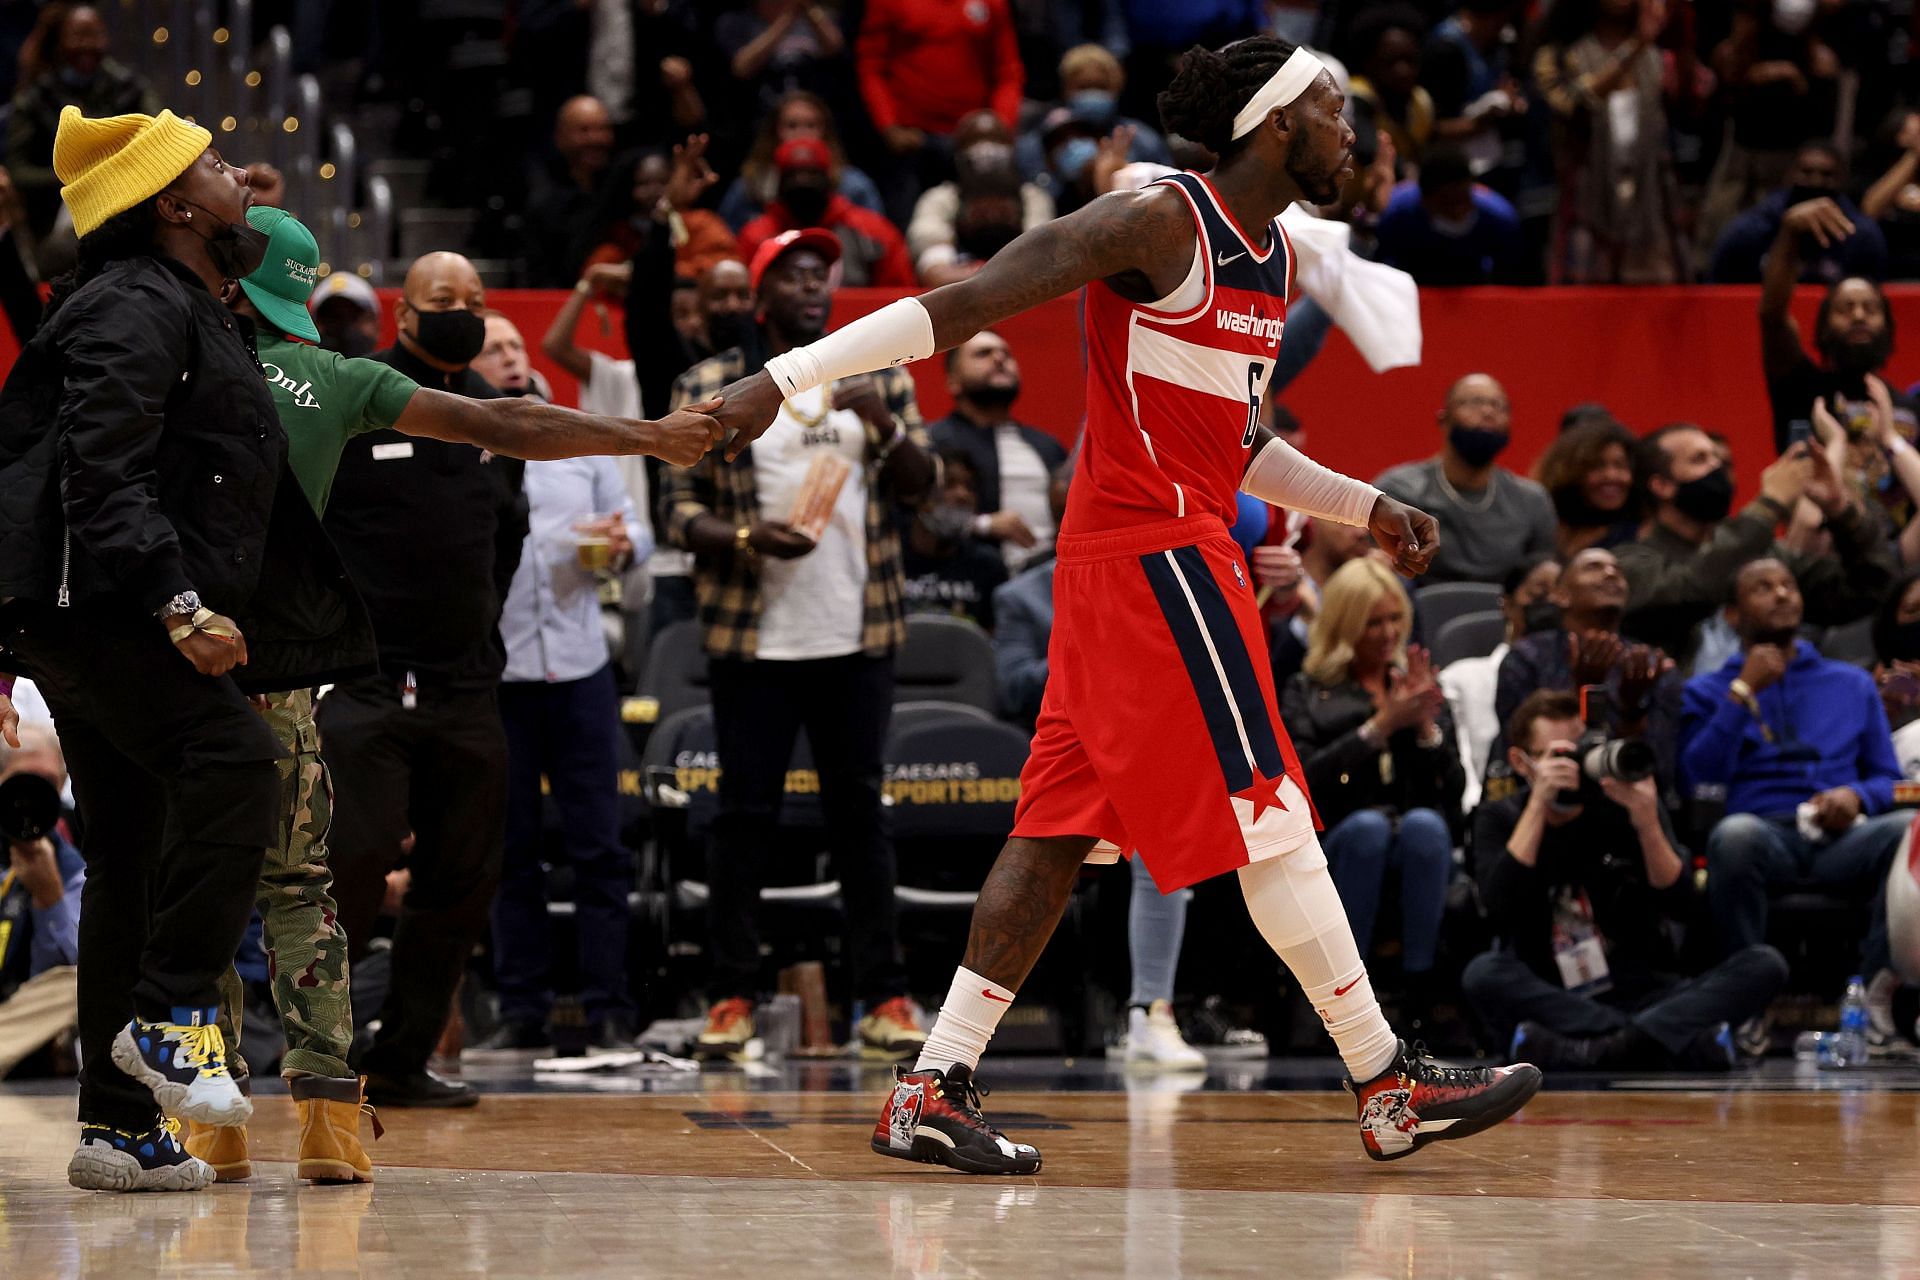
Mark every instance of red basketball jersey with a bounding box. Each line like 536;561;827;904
1068;171;1294;534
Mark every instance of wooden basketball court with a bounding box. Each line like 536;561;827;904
2;1059;1915;1278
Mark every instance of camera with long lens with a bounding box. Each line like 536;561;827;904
0;772;62;843
1551;686;1656;812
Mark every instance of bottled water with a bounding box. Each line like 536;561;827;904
1824;975;1871;1069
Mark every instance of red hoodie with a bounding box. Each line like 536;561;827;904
738;195;915;288
856;0;1024;135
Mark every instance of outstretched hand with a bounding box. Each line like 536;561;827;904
663;134;719;211
649;396;726;466
1367;494;1440;578
714;370;787;462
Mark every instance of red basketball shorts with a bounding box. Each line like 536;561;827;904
1011;515;1320;892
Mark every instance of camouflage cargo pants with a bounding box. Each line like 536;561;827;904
217;687;354;1078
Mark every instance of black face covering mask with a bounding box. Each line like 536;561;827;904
782;183;830;227
176;197;269;280
957;220;1021;262
409;307;487;366
1888;618;1920;662
1448;425;1508;468
1670;465;1735;523
1521;599;1564;635
704;310;756;356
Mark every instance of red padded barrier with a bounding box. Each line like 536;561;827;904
7;283;1914;492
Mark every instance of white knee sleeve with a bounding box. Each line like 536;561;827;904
1238;838;1399;1081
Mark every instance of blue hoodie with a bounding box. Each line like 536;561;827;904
1679;640;1901;819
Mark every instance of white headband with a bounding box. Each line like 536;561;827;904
1229;47;1327;139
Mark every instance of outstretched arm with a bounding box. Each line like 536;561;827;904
709;185;1197;459
540;269;620;383
395;387;724;467
1760;199;1852;384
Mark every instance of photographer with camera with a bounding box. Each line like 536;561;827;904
1464;690;1788;1069
1684;558;1911;990
0;719;84;1079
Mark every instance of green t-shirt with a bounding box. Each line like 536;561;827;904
257;332;421;514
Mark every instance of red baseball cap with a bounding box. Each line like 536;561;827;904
749;227;841;293
773;137;833;172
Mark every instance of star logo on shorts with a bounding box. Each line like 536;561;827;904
1234;772;1289;822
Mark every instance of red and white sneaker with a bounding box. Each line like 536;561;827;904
1348;1040;1541;1161
870;1064;1042;1176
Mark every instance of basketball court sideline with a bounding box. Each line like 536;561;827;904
3;1059;1915;1278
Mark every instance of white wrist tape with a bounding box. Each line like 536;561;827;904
1240;436;1379;527
762;297;937;398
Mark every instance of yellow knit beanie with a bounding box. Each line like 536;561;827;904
54;105;212;239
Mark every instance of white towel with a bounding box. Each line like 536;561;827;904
1276;203;1422;373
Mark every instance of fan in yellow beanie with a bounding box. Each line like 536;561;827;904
53;104;212;239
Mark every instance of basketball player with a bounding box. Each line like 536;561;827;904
707;36;1543;1174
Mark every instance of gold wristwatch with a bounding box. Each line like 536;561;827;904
735;525;756;561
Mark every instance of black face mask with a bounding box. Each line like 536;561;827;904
323;327;377;359
1551;484;1620;528
1670;465;1735;523
704;310;756;356
1888;618;1920;662
176;197;269;280
1521;599;1565;635
782;183;830;227
409;307;487;366
1448;424;1508;468
956;220;1021;262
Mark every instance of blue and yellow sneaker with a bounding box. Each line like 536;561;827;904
67;1119;216;1192
110;1008;252;1127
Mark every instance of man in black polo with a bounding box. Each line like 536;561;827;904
929;330;1068;573
318;251;527;1107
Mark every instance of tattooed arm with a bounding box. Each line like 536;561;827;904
708;187;1198;456
913;184;1197;346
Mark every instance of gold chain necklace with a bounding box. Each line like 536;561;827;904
782;381;836;430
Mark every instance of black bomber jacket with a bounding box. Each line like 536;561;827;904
0;253;374;692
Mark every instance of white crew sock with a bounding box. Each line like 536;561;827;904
1238;839;1400;1082
914;966;1015;1074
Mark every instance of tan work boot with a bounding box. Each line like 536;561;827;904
182;1119;252;1182
293;1075;379;1183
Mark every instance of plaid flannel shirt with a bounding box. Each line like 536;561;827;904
663;348;929;660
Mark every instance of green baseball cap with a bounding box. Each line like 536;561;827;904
239;205;322;343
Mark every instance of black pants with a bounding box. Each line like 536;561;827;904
494;665;633;1028
4;600;282;1130
1462;945;1791;1064
707;654;905;1004
318;675;506;1076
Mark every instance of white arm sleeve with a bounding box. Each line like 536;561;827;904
761;297;938;398
1240;436;1380;528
